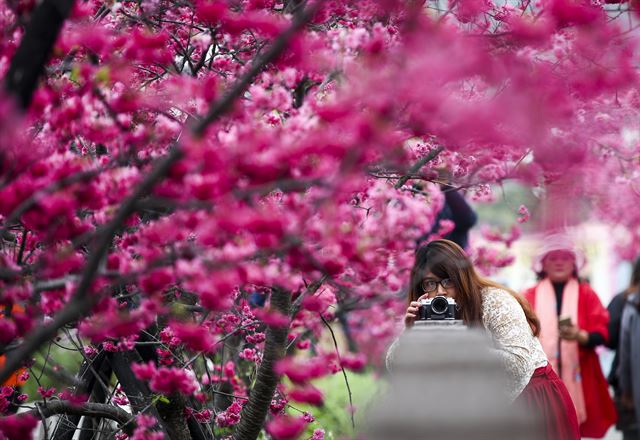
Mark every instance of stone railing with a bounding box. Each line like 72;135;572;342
367;321;542;440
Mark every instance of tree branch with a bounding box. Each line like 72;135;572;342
4;0;75;109
23;401;135;435
393;146;445;189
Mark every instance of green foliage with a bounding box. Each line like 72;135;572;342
292;369;386;439
21;344;85;402
474;182;540;229
154;394;170;404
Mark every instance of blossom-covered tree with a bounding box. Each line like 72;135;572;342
0;0;639;438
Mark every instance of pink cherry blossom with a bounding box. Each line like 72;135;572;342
266;414;308;440
275;357;330;384
288;385;324;406
216;400;244;427
132;362;198;395
0;414;38;440
38;386;56;399
340;352;367;372
517;205;530;223
169;321;218;353
130;414;164;440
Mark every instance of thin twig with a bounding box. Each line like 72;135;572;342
16;228;27;265
320;314;355;430
36;402;50;440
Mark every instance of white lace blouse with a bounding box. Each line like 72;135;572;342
481;287;548;400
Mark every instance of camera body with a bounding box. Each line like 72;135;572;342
419;296;457;320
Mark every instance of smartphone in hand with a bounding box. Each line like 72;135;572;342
558;315;573;328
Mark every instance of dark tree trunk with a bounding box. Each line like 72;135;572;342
155;392;192;440
214;333;243;412
106;351;171;437
4;0;75;110
284;0;304;14
52;351;110;440
232;288;291;440
77;357;113;440
108;324;209;440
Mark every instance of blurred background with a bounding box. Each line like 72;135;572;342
306;181;632;440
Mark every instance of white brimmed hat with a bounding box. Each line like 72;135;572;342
532;234;586;273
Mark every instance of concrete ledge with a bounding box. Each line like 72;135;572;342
369;327;542;440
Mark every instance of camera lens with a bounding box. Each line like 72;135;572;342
430;296;449;315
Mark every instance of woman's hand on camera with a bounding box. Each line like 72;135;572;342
405;295;427;328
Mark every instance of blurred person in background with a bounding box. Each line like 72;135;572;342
523;234;617;438
403;239;580;440
606;257;640;439
416;168;477;250
619;283;640;440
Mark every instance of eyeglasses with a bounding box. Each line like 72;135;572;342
421;278;454;293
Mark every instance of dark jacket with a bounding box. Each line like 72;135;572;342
619;293;640;433
417;190;477;249
606;291;627;389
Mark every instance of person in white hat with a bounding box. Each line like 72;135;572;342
523;234;617;438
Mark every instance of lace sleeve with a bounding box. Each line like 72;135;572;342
482;288;544;400
385;337;400;373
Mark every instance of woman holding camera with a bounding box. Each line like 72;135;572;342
523;234;617;438
404;239;579;440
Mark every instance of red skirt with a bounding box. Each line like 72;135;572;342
516;363;580;440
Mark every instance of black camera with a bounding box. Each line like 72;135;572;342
419;296;457;320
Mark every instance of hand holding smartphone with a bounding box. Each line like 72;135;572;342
558;315;573;329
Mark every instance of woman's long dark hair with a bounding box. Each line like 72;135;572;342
408;239;540;336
